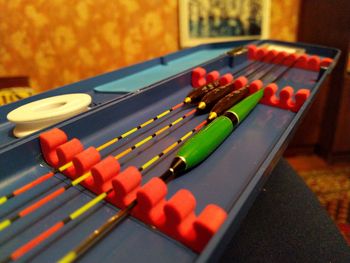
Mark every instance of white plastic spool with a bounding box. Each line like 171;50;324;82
7;93;92;138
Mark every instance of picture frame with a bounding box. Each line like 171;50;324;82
179;0;270;48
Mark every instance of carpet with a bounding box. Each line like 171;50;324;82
299;166;350;245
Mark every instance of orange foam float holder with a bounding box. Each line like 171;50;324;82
205;70;220;84
233;76;248;90
191;67;207;88
39;128;228;253
192;69;222;88
247;44;333;72
192;68;236;89
191;67;235;89
219;73;234;86
248;80;311;113
39;128;70;168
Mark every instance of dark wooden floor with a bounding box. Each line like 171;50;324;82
286;154;350;172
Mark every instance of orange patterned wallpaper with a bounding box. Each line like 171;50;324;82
0;0;300;92
270;0;300;41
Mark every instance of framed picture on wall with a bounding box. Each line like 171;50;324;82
179;0;270;47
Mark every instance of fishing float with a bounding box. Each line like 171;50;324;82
208;52;301;120
0;56;274;259
58;89;265;263
0;60;241;230
0;118;208;263
0;102;183;206
196;50;278;111
0;47;250;207
183;47;268;104
0;46;276;231
0;107;199;232
57;51;306;262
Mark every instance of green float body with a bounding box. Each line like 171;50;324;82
177;88;264;170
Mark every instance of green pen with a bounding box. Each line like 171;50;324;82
160;88;264;181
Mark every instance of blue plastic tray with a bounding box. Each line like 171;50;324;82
0;40;340;262
0;40;253;150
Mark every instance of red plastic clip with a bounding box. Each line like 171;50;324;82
190;204;228;252
283;53;299;66
191;67;206;79
277;86;294;110
248;80;263;94
133;177;168;227
111;166;142;209
62;146;101;179
162;190;227;252
307;55;321;71
260;83;279;106
87;156;120;194
295;54;308;69
56;138;84;168
206;71;220;83
263;50;278;63
192;67;207;88
272;51;287;64
247;45;257;60
255;47;268;61
219;73;234;86
161;189;197;241
320;57;333;68
259;84;310;112
192;78;206;88
99;166;228;253
290;89;310;112
233;76;248;89
39;128;68;168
